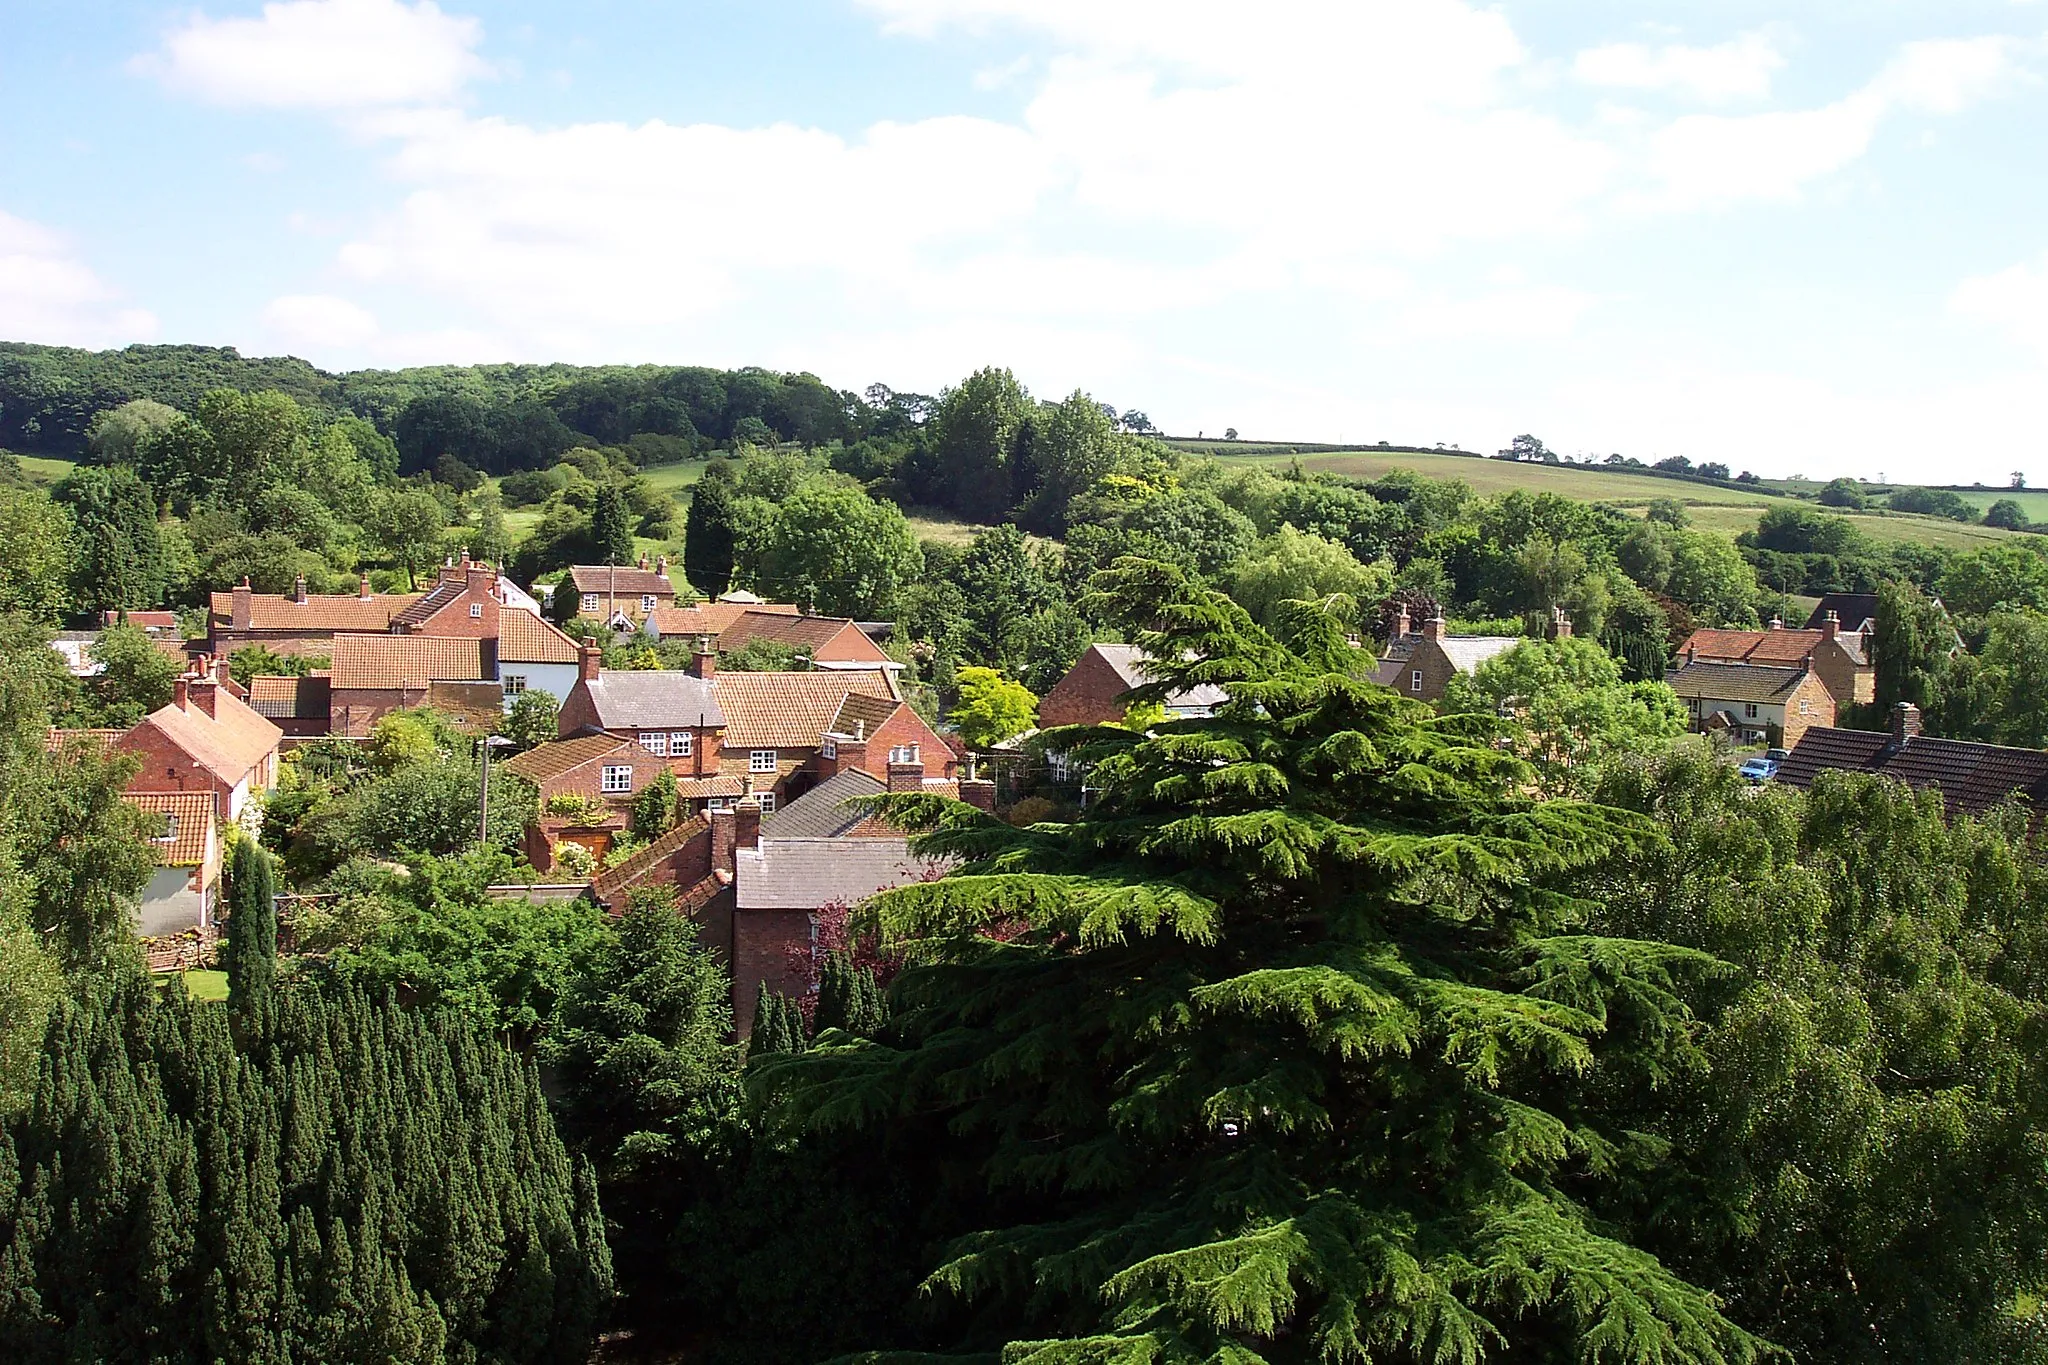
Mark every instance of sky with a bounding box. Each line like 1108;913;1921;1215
3;0;2046;484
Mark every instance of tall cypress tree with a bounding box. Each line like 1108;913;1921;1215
683;463;739;597
756;559;1764;1363
223;839;276;1033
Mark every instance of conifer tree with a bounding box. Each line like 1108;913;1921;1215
223;839;276;1032
756;559;1765;1364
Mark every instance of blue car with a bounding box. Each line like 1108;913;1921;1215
1738;756;1779;784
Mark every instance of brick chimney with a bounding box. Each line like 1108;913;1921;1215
689;634;717;680
174;677;189;711
1392;603;1410;639
655;554;669;583
637;553;649;571
1551;607;1572;640
1421;612;1446;642
578;636;602;684
824;733;868;779
358;571;373;601
292;574;308;605
1820;610;1839;643
709;807;736;873
886;745;925;792
232;578;253;631
734;796;762;851
1892;701;1922;744
958;778;996;812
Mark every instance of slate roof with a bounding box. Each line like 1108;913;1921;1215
1435;636;1523;674
567;565;674;599
714;669;898;748
247;674;331;720
1775;725;2048;815
735;837;943;910
1682;627;1867;668
135;692;282;785
761;768;888;839
125;791;215;868
209;590;417;632
829;692;900;738
1089;644;1229;711
329;635;495;690
576;672;724;730
501;732;638;784
498;607;579;663
1804;593;1881;633
390;577;470;628
1665;660;1812;704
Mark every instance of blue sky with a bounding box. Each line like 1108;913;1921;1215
4;0;2046;483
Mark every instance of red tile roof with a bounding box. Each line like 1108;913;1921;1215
716;611;889;662
124;791;215;868
498;607;580;664
648;600;801;638
247;674;330;720
1680;628;1867;668
329;635;493;690
502;732;639;784
712;669;898;748
133;690;282;786
209;590;418;632
567;565;675;599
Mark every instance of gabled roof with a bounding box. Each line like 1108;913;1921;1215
714;669;898;748
329;635;494;690
1087;644;1229;711
132;691;282;786
124;791;215;868
1682;628;1867;668
735;836;942;910
829;691;900;739
567;565;674;598
761;768;888;839
1434;636;1523;674
646;600;802;638
1665;660;1813;704
1776;725;2048;815
1804;593;1880;633
576;672;724;730
390;577;470;628
502;731;639;784
716;611;887;661
247;674;330;720
593;813;712;904
209;590;417;632
498;607;579;664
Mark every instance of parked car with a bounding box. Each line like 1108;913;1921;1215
1766;747;1789;764
1738;756;1779;784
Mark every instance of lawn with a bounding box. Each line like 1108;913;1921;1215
155;969;229;1001
639;459;709;495
1209;446;1786;507
12;453;77;484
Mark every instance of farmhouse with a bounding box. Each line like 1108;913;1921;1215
1373;607;1523;703
1664;658;1835;748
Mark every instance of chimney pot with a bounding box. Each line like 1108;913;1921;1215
359;571;373;600
174;678;189;710
689;634;717;680
1392;603;1410;639
293;574;307;605
886;756;925;792
1820;611;1839;643
734;797;762;850
1768;617;1783;631
1421;612;1445;642
578;636;603;684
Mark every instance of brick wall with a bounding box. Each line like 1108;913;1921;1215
1781;672;1837;749
329;686;427;738
1813;642;1874;709
865;706;958;779
209;630;344;658
408;568;502;637
1039;648;1131;728
118;719;232;821
555;683;603;737
732;909;814;1036
1403;639;1464;703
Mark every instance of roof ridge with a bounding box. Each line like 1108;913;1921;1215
593;813;711;899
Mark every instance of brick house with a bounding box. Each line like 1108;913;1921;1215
1664;658;1836;748
246;674;332;739
1677;615;1874;710
1776;702;2048;815
327;635;498;738
647;608;897;670
209;572;418;657
566;559;679;628
1372;609;1523;703
500;730;733;871
644;596;801;642
1040;643;1228;728
124;790;221;938
118;664;283;827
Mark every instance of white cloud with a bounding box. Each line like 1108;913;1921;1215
1952;251;2048;362
0;211;157;347
1574;30;1786;101
262;293;380;350
134;0;489;109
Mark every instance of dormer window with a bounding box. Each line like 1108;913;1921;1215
154;814;178;842
821;737;837;759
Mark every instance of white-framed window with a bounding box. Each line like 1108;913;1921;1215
1744;703;1759;719
749;749;777;773
155;814;179;843
706;796;737;812
503;674;527;696
581;593;600;613
755;793;776;813
1410;670;1424;693
640;731;669;756
888;743;921;765
821;736;837;759
601;765;632;794
670;732;692;756
641;594;657;613
469;602;483;619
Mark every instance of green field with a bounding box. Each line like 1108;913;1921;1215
12;453;77;484
1211;447;1783;507
1676;502;2024;551
639;458;709;494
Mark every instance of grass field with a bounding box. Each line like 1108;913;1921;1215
154;969;229;1001
1675;503;2025;551
1214;447;1785;507
11;453;77;484
639;459;709;494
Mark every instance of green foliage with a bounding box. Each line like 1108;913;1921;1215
1582;744;2048;1361
1229;524;1390;628
1887;485;1979;521
1939;542;2048;617
684;462;740;597
813;951;889;1037
631;768;680;837
0;484;72;623
1817;476;1867;509
504;687;561;750
225;643;325;688
53;465;170;614
748;989;808;1057
737;476;923;618
0;978;611;1362
1986;498;2031;530
948;666;1037;748
82;624;181;726
223;839;277;1033
750;559;1764;1365
591;482;636;565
